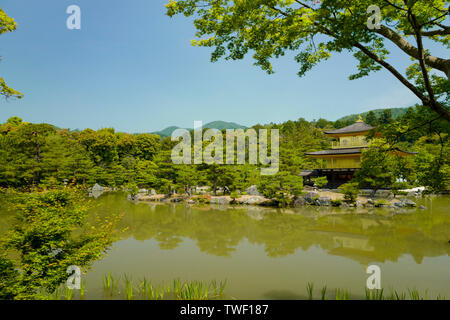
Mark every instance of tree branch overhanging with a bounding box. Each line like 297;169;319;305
270;5;450;121
409;12;437;108
353;41;450;122
411;28;449;36
231;2;450;121
374;25;450;79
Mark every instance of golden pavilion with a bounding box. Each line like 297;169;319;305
302;116;415;187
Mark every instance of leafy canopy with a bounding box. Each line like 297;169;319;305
166;0;450;120
0;7;23;100
0;188;121;299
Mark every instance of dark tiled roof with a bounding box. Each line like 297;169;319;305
305;147;417;156
305;148;364;156
324;121;375;134
299;170;319;176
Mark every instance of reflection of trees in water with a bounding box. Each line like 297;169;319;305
190;209;248;256
86;194;450;264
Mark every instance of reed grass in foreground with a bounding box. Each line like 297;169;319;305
45;278;447;300
306;282;446;300
99;274;227;300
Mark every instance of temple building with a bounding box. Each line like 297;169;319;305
301;116;416;187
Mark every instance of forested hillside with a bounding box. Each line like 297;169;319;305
0;105;448;196
335;108;409;126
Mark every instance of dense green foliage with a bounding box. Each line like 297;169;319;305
338;182;361;203
166;0;450;121
0;7;23;100
1;104;448;194
356;139;396;193
313;176;328;188
0;188;120;299
164;0;450;190
0;117;329;197
336;108;409;126
357;105;450;192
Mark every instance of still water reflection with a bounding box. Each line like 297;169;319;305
82;193;450;299
1;192;449;299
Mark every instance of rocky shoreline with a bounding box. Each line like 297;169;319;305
86;183;432;210
130;186;427;210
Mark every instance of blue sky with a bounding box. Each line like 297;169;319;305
0;0;447;133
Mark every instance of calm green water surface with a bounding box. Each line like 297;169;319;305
1;192;449;299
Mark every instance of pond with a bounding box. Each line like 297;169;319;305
1;192;449;299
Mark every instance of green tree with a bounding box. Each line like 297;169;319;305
233;164;260;191
379;109;393;125
0;123;55;186
0;188;120;299
315;118;333;129
365;111;378;126
153;150;177;194
258;171;303;206
6;116;22;126
356;139;395;196
0;8;23;99
39;133;96;186
313;176;328;188
338;182;360;203
414;135;449;192
375;105;449;192
230;190;241;203
134;159;158;187
166;0;450;121
201;164;230;196
135;133;161;160
116;132;137;159
175;164;199;195
126;182;140;199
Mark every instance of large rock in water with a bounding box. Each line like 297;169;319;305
293;196;306;207
315;196;331;206
393;201;405;208
150;189;157;196
90;183;104;199
243;196;265;205
92;183;104;192
127;194;138;201
401;198;416;207
138;188;148;195
210;197;230;205
304;192;319;204
245;185;261;196
374;190;394;199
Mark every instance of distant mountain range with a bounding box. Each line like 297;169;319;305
152;108;410;137
153;121;247;137
336;107;409;122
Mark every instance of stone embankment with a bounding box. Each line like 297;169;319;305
132;185;426;210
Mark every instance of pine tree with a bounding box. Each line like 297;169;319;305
365;111;378;126
379;109;393;125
